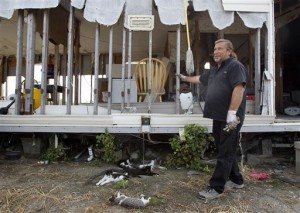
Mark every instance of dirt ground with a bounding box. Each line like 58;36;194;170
0;148;300;213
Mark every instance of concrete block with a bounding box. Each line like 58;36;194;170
22;137;43;155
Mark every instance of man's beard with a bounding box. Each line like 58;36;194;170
214;56;220;62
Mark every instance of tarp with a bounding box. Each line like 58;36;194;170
83;0;125;26
71;0;86;9
222;0;270;12
237;12;267;29
193;0;267;29
124;0;152;28
0;0;60;19
0;0;268;29
154;0;186;25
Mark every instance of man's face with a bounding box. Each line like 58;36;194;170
213;42;231;64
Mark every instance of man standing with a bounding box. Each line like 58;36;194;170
177;39;247;200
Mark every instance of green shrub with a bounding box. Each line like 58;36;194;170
166;124;214;170
41;141;66;162
95;130;120;163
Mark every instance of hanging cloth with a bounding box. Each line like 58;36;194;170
154;0;186;25
84;0;125;25
124;0;152;29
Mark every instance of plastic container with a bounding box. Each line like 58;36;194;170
33;86;41;110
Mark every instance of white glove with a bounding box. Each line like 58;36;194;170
175;74;186;80
224;110;240;132
226;110;237;123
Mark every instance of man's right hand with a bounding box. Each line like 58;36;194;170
176;74;186;80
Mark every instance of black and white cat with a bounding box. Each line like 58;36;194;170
118;159;158;177
96;170;129;186
86;159;158;186
118;159;155;171
109;192;151;208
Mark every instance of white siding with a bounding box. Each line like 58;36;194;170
222;0;270;12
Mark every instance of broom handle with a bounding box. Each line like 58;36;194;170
183;0;191;49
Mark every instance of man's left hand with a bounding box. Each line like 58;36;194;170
224;110;240;132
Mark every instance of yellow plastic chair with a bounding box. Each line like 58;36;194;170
134;58;167;102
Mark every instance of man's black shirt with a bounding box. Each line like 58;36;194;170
200;57;247;122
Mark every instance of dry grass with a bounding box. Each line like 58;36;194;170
0;162;103;213
0;185;107;213
0;158;299;213
0;187;65;212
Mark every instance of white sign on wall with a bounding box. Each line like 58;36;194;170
128;15;154;31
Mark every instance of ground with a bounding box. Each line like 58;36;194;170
0;148;300;213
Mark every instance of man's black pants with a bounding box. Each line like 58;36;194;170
209;120;244;193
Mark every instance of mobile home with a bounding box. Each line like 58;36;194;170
0;0;299;136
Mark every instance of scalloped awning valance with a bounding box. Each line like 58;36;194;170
0;0;270;29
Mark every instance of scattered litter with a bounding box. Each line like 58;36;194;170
274;169;283;174
249;172;269;180
187;170;201;176
37;160;49;165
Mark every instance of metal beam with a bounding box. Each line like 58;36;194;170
15;10;24;115
62;46;67;105
93;23;100;115
25;11;36;114
67;5;74;114
107;26;113;115
54;44;59;104
40;9;49;114
127;30;132;107
147;30;152;112
254;28;261;115
268;1;275;116
121;28;126;111
176;25;181;114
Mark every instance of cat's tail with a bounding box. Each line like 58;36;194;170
85;169;125;185
85;170;107;185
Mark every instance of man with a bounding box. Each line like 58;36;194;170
177;39;247;200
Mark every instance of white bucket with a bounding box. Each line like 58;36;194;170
102;91;108;102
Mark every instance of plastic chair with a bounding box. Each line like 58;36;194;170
134;58;167;102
